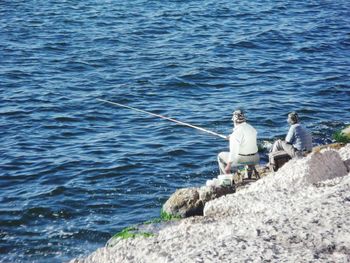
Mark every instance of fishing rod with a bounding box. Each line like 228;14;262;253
97;98;227;139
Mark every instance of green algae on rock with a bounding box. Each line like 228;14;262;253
333;126;350;143
111;226;153;240
107;210;182;247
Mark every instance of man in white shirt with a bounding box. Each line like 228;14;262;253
217;110;259;177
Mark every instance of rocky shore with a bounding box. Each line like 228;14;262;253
70;141;350;263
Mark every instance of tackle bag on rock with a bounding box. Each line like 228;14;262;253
269;150;291;172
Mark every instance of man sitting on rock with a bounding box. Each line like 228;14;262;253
217;109;259;178
270;111;312;167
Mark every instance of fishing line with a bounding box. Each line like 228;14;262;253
97;98;226;139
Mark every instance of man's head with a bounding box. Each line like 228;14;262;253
232;109;246;124
287;111;299;125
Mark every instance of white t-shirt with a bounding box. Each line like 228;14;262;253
229;122;258;162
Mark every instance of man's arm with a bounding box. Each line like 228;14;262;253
225;162;232;174
285;125;295;144
226;130;242;174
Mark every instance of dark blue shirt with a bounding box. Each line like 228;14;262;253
285;123;312;151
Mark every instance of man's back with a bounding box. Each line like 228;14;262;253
231;122;258;155
286;123;312;151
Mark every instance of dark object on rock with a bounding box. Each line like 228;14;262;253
268;150;291;171
246;165;260;179
162;188;203;218
199;185;235;203
162;186;235;218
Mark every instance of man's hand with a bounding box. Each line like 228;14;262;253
224;162;231;174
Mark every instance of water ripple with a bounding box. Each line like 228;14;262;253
1;0;350;262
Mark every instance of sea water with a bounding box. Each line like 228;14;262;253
0;0;349;262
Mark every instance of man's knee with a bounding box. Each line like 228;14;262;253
272;139;282;152
218;152;228;163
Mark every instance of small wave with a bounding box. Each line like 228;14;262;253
254;29;293;46
165;77;199;88
227;40;258;49
259;140;273;151
69;229;111;242
60;61;96;72
53;116;80;122
3;70;32;78
298;42;333;53
315;85;350;96
20;207;74;222
0;218;23;228
49;186;67;196
166;149;187;156
84;164;143;180
0;109;28;116
41;42;69;52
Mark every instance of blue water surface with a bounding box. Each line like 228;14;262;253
1;0;349;262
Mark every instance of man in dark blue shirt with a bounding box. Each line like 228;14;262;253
270;112;312;159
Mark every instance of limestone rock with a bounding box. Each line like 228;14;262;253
339;143;350;170
162;188;203;218
312;142;346;153
163;185;235;218
163;143;350;219
199;186;235;203
341;126;350;137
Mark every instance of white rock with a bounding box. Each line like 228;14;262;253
71;147;350;263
